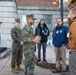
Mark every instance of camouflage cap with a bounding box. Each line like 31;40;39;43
26;14;36;20
15;18;20;23
0;21;2;24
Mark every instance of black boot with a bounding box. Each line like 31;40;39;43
43;58;47;62
52;69;61;73
37;59;41;62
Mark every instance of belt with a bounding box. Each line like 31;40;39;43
69;51;71;54
69;51;76;54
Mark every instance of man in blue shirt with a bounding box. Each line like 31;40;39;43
52;17;68;73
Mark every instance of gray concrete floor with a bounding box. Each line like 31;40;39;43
0;46;70;75
0;57;64;75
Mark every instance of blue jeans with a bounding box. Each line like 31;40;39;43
37;42;46;60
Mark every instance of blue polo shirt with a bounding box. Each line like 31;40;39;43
52;24;68;47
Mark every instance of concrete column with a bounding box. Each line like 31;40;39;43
0;1;17;48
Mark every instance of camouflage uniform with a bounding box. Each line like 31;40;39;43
11;27;23;69
22;24;35;75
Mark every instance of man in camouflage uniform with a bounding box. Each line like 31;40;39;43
22;15;40;75
11;19;24;73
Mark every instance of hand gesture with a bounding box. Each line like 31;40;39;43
35;35;41;41
20;41;24;45
32;35;41;43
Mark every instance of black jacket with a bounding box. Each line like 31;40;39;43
35;25;49;42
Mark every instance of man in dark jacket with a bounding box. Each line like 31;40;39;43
52;17;68;73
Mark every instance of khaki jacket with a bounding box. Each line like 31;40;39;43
69;19;76;51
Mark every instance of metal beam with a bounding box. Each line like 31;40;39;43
61;0;63;21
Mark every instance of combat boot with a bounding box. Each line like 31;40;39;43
15;66;24;71
11;69;19;73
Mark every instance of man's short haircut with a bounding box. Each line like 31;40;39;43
56;17;63;22
70;8;76;14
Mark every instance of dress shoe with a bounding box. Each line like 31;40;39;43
52;69;61;73
61;69;67;72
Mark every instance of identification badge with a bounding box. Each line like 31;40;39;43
60;30;62;33
56;31;58;34
67;33;69;38
42;30;44;33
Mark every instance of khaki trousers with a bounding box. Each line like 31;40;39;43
54;45;66;70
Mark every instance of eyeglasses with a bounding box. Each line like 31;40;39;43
57;21;62;22
30;18;36;20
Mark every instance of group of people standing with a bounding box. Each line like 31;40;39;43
4;7;76;75
11;15;49;75
11;15;40;75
